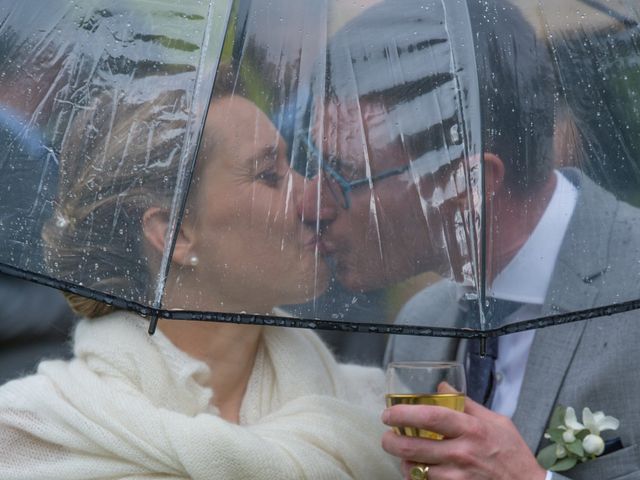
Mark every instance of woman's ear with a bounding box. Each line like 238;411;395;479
142;207;196;266
482;152;506;197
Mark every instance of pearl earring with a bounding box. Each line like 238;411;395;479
189;255;199;266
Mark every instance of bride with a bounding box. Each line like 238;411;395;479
0;72;399;479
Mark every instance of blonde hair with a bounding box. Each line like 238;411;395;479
43;90;189;317
63;292;116;318
44;66;243;318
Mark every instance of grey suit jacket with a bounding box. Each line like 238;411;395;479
387;170;640;479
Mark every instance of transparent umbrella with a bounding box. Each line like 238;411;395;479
0;0;639;342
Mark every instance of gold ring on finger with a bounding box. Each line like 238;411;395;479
409;464;429;480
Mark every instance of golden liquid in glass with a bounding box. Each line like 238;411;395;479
385;393;465;440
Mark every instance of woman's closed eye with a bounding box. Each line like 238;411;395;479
255;167;285;187
243;145;287;188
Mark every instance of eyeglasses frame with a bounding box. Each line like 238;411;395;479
299;131;411;209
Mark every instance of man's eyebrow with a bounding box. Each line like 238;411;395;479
358;72;455;106
395;113;459;159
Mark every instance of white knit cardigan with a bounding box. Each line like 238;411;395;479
0;311;400;479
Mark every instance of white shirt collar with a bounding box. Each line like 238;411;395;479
489;171;578;304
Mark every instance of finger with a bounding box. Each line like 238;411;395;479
434;381;486;417
382;429;451;465
462;394;498;420
400;460;411;478
382;404;471;439
436;381;460;394
435;380;491;418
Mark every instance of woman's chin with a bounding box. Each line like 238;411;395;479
279;265;330;306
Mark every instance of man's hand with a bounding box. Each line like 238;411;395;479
381;395;548;480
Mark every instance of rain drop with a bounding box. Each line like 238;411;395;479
55;214;68;228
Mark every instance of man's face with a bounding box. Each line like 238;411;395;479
299;100;459;292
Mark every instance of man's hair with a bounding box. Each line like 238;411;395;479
468;0;556;193
323;0;557;194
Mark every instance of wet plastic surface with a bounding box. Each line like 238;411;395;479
1;0;639;336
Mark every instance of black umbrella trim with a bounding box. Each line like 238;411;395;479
2;261;639;339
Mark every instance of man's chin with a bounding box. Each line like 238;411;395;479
336;267;385;294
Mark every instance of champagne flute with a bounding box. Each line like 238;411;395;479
385;361;466;440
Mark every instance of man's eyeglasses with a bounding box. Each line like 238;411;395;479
296;131;410;209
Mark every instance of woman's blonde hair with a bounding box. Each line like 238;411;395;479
43;66;242;318
43;90;190;317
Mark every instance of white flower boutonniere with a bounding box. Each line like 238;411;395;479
537;405;620;472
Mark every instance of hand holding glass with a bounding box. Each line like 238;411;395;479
385;361;466;440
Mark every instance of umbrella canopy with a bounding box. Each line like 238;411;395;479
0;0;638;337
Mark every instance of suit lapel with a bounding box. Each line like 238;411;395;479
511;320;587;451
512;170;618;452
543;169;617;312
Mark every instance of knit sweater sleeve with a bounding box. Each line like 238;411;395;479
0;366;399;480
0;316;400;480
166;395;398;479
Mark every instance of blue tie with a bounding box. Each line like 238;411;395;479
466;335;499;405
465;298;522;406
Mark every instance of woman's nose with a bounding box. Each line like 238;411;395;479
296;174;338;227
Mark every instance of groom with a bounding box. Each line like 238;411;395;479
298;0;640;478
